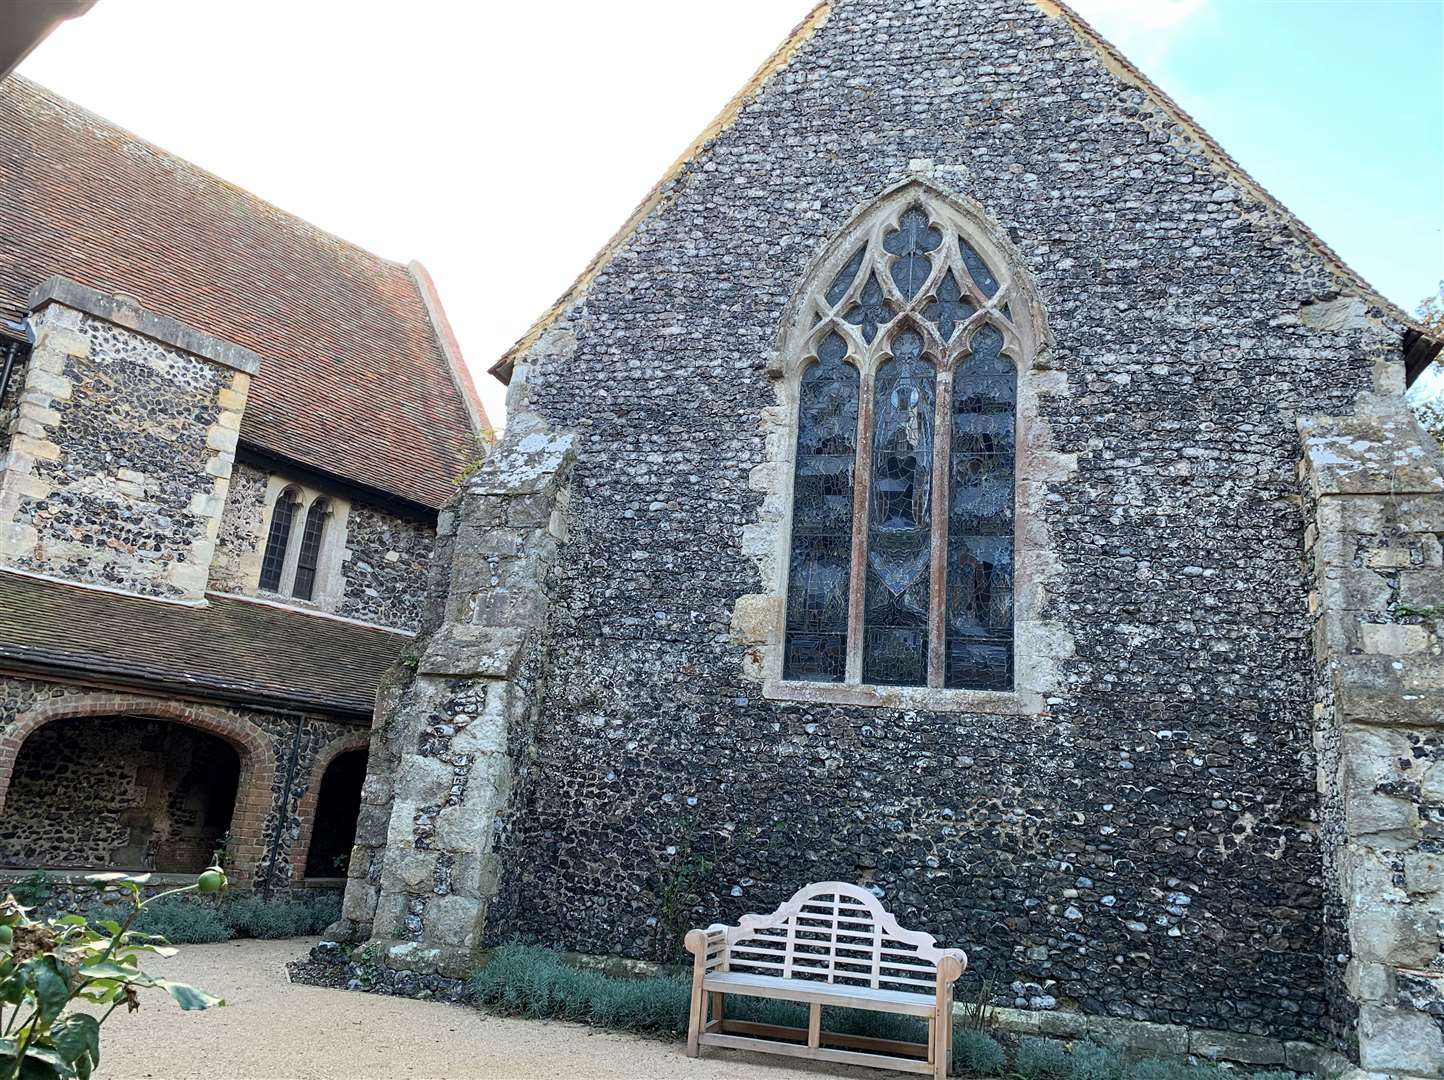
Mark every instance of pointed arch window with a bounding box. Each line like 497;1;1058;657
781;193;1024;693
258;487;300;593
291;498;330;601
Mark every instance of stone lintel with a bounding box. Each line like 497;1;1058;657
27;275;261;374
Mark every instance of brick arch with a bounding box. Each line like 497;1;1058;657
289;730;371;883
0;693;279;887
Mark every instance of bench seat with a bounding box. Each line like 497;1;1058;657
701;970;937;1016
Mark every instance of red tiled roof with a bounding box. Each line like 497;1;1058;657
0;570;407;718
0;76;481;508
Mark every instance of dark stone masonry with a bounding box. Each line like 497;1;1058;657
337;501;434;631
343;1;1443;1075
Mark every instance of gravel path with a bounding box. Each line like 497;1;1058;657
96;937;904;1079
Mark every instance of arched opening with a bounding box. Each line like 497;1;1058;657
0;715;241;873
304;748;367;878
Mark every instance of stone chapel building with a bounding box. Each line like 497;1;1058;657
330;2;1444;1077
0;75;491;893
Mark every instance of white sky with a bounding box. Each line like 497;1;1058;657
18;1;1436;425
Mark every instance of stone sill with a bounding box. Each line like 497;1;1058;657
763;678;1040;716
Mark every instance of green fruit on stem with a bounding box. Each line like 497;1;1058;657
0;924;13;945
197;869;226;895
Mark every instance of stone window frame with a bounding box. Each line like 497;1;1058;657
255;476;350;611
737;176;1075;716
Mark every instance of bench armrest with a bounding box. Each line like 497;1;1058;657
936;948;968;986
685;925;729;973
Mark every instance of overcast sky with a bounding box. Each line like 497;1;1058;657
18;1;1444;426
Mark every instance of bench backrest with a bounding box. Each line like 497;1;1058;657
708;881;960;994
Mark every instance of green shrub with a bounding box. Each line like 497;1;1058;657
221;892;338;939
1071;1040;1127;1080
1127;1056;1214;1080
1017;1036;1072;1079
953;1029;1007;1076
9;869;53;909
88;890;340;944
113;895;233;944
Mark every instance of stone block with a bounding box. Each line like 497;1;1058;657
1321;567;1392;613
1084;1016;1187;1055
24;370;71;401
1352;902;1441;968
1345;959;1394;1004
205;425;239;453
1400;569;1444;612
1189;1028;1286;1065
1345;792;1418;842
424;895;485;950
729;593;777;646
217;387;248;411
1360;622;1432;657
450;717;508;759
392;755;456;807
9;434;59;461
1358;1004;1444;1076
433;802;493;853
1406;852;1444;895
1425;763;1444;802
418;625;527;678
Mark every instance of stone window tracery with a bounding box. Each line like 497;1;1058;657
781;193;1022;693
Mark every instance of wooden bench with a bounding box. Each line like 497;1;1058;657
684;881;967;1078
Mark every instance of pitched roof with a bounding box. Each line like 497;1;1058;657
0;75;486;509
491;0;1442;385
0;570;407;718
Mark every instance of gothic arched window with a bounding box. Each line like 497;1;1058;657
258;486;300;593
291;498;330;601
781;191;1024;693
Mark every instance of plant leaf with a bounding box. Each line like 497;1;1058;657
156;980;223;1011
77;963;146;984
50;1014;99;1068
27;957;70;1027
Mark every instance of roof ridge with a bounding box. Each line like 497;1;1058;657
8;73;413;275
488;0;1440;385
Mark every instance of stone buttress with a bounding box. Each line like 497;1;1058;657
331;407;575;980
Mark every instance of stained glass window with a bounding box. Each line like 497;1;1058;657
292;498;330;601
258;488;299;593
863;328;935;686
946;326;1015;690
781;194;1022;693
783;332;859;682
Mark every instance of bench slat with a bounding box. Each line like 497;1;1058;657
702;972;937;1016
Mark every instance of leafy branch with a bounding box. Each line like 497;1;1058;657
0;863;227;1080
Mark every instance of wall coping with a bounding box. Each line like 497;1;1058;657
27;275;261;374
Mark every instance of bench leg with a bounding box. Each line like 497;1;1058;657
686;967;705;1057
933;997;952;1080
710;991;725;1029
807;1003;822;1049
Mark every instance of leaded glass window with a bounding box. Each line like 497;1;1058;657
258;488;300;593
291;498;330;601
781;194;1023;693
